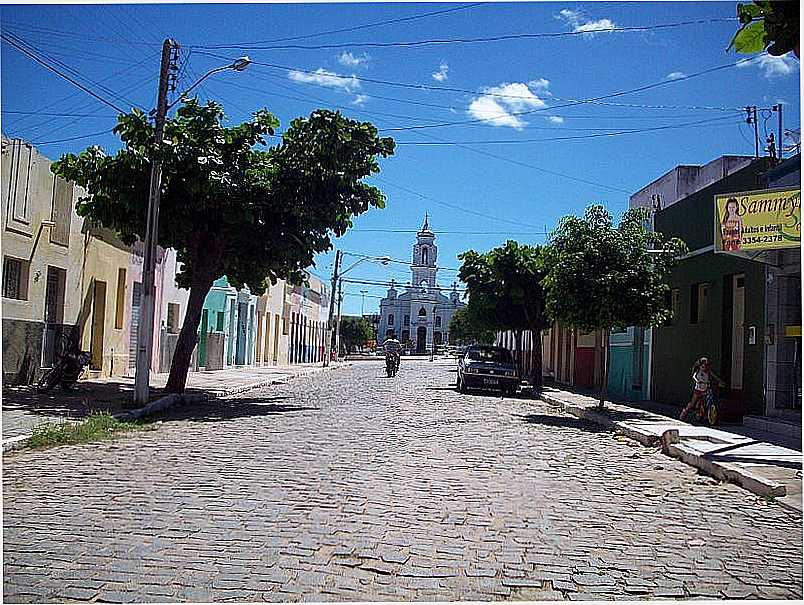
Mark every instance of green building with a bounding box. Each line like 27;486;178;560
651;157;801;421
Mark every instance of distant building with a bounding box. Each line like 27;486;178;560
377;216;464;353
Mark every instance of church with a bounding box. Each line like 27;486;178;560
378;215;465;354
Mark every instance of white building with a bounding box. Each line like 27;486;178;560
377;216;464;353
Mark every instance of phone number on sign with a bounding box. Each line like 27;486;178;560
741;234;783;245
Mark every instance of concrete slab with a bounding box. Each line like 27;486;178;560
541;387;803;512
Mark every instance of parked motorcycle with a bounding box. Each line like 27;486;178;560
37;336;92;393
385;352;400;378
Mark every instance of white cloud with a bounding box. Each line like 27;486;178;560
737;53;799;78
351;94;369;106
432;61;449;82
467;81;549;130
288;68;361;92
666;71;687;80
556;8;617;36
548;115;565;124
528;78;551;92
574;18;616;34
338;51;369;67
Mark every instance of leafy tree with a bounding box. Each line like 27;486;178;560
542;205;687;407
458;241;550;390
53;100;394;392
448;304;496;345
339;316;373;354
729;1;799;57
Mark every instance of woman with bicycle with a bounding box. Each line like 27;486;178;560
680;357;725;422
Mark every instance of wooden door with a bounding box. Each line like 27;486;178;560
90;280;107;370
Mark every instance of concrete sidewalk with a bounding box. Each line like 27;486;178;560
541;386;803;513
2;362;345;447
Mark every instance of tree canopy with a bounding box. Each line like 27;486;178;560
448;305;496;345
729;1;799;57
339;316;374;354
53;100;395;391
458;240;550;387
542;204;687;405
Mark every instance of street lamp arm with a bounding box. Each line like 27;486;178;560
166;56;251;110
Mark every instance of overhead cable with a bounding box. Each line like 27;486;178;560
192;17;736;50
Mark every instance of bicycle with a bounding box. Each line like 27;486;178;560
692;384;721;427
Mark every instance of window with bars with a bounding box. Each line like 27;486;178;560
3;256;29;300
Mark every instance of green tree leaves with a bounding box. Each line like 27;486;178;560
729;1;800;56
52;99;394;392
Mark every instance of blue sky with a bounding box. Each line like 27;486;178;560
2;1;800;315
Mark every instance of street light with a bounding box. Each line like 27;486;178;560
333;255;390;360
134;42;251;405
166;56;251;110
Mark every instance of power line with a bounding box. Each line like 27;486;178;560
193;17;735;50
2;110;111;118
342;251;461;272
30;129;116;146
378;59;757;132
370;176;544;230
1;33;129;114
394;115;743;145
199;3;485;46
3;31;145;111
349;228;549;235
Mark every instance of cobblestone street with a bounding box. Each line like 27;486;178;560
3;360;802;602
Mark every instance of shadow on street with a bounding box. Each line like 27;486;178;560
150;396;318;423
517;413;608;433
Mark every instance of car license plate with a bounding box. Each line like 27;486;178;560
483;378;499;385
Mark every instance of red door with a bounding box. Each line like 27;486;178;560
574;347;595;388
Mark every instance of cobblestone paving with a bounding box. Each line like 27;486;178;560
3;360;802;602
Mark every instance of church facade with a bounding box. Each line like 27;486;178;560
378;216;465;354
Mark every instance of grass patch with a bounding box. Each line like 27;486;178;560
27;412;155;449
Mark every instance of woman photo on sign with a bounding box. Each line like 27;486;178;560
721;197;743;251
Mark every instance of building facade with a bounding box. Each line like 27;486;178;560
651;157;783;418
377;216;464;354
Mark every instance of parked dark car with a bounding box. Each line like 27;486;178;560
457;345;518;396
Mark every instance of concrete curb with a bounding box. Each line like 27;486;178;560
3;363;349;453
540;392;789;501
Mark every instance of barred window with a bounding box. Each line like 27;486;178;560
3;257;29;300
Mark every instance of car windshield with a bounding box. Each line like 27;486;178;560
466;348;512;363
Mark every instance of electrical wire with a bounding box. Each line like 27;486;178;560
193;17;736;50
393;115;743;145
3;31;145;111
1;33;129;114
369;175;543;230
342;251;461;272
200;3;485;46
31;129;117;146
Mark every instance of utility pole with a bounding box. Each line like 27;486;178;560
134;38;178;405
360;289;368;316
325;250;342;365
774;103;783;161
745;106;759;159
335;278;344;360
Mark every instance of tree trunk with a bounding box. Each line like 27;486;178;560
532;329;543;392
514;330;523;380
165;271;215;393
598;328;611;409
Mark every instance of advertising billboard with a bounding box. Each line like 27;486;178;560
714;187;801;253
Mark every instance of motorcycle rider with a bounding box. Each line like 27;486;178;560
382;333;402;374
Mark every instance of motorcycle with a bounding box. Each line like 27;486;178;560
37;335;92;393
385;351;400;378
